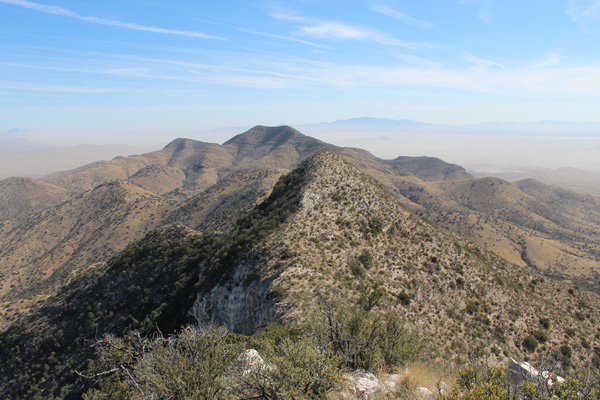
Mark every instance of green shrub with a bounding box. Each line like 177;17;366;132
539;317;550;329
315;303;420;371
231;336;342;400
358;281;385;311
397;291;411;306
565;328;576;337
349;260;366;279
465;301;479;315
445;366;508;399
357;249;374;268
532;330;548;344
85;325;242;400
522;335;539;352
560;344;572;359
268;285;286;300
444;365;600;400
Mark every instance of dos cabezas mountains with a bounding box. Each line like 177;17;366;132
0;126;599;398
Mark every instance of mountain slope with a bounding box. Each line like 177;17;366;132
390;175;600;287
196;152;600;363
0;181;177;327
0;168;286;329
0;177;69;221
169;168;284;233
38;126;469;202
1;151;599;399
2;125;599;304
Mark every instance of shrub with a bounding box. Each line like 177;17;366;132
532;330;548;344
268;285;286;300
357;249;374;268
315;303;420;371
565;328;576;337
445;366;508;399
522;335;539;352
358;281;385;311
560;344;572;359
231;336;342;400
444;365;600;400
84;325;243;400
465;301;479;315
397;291;411;306
349;260;366;279
539;317;550;329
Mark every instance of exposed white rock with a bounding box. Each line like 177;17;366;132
193;260;274;334
416;386;434;398
507;358;565;391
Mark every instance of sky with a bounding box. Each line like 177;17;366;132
1;0;600;146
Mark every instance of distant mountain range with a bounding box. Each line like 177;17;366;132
297;117;600;135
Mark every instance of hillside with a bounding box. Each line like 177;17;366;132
197;152;600;361
1;151;598;399
39;126;332;201
0;181;177;328
0;177;69;221
0;127;473;326
390;176;600;288
1;126;600;333
470;166;600;197
0;169;291;330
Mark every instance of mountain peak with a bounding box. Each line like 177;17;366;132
221;125;334;168
163;137;209;151
224;125;308;147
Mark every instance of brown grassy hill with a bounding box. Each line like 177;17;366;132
1;126;468;222
39;127;322;200
196;151;600;369
0;168;287;329
0;177;68;221
169;168;285;233
384;155;472;181
39;126;470;202
387;175;600;288
0;181;177;328
127;164;186;195
473;166;600;197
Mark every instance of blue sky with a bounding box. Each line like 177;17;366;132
1;0;600;144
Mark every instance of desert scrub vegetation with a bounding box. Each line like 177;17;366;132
82;302;421;399
441;363;600;400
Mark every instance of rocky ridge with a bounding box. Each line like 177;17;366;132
0;151;599;399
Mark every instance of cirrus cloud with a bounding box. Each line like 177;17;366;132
0;0;226;39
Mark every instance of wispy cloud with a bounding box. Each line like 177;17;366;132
196;19;327;48
371;4;434;28
531;49;563;68
566;0;600;31
0;0;226;39
463;52;507;70
0;80;116;93
271;12;430;49
4;46;600;97
389;52;441;68
460;0;493;23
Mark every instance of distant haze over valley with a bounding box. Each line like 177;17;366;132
2;117;599;180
